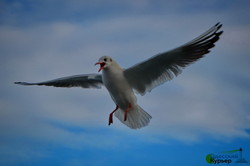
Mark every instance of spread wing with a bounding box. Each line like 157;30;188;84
124;23;223;95
15;74;103;89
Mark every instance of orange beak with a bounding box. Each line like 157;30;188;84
95;62;106;72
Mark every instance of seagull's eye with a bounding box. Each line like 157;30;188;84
104;58;107;62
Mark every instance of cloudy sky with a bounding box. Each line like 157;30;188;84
1;0;250;165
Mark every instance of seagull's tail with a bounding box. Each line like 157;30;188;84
114;105;152;129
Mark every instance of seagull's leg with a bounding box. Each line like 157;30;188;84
109;105;119;125
124;104;132;121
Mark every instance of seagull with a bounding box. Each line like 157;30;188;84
15;23;223;129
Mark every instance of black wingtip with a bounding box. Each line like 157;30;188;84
214;22;223;30
217;24;222;30
217;31;224;36
14;82;33;85
215;22;220;26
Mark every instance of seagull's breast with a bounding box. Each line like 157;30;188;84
102;67;137;110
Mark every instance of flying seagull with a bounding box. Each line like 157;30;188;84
15;23;223;129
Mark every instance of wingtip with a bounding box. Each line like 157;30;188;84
215;22;222;26
217;30;224;36
215;22;223;30
14;82;33;85
215;22;220;26
217;24;222;30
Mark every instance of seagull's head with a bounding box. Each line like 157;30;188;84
95;56;113;72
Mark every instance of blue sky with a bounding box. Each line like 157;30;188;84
1;0;250;165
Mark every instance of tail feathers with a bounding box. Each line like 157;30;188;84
114;105;152;129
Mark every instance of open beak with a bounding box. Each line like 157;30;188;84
95;62;106;72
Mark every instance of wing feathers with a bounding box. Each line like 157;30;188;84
15;74;103;89
124;23;223;95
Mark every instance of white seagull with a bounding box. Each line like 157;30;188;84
15;23;223;129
